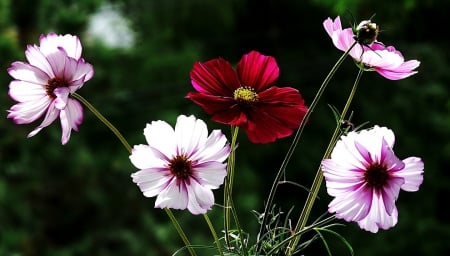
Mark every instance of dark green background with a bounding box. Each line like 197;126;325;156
1;0;449;255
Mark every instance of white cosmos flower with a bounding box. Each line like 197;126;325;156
130;115;230;214
7;32;94;144
321;125;424;233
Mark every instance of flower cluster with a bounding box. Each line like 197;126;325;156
6;14;424;256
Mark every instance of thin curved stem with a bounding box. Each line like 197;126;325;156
165;208;197;256
72;93;132;153
256;42;357;254
285;69;364;255
203;213;223;256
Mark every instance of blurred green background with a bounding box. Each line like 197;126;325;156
1;0;449;255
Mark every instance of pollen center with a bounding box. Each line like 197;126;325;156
169;155;192;181
364;163;389;189
46;77;68;99
233;87;258;103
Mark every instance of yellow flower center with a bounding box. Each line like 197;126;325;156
233;87;258;103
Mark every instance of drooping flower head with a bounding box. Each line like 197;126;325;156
186;51;308;144
130;115;230;215
7;32;94;144
321;125;424;233
323;16;420;80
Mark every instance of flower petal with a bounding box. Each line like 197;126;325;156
131;168;172;198
190;58;240;94
155;180;188;210
175;115;208;156
237;51;279;91
59;98;83;144
186;179;215;214
395;157;424;192
143;120;176;159
39;32;82;60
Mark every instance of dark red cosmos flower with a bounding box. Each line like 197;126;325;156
186;51;308;144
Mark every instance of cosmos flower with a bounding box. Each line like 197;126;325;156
130;115;230;215
7;32;94;144
186;51;308;144
323;16;420;80
321;125;424;233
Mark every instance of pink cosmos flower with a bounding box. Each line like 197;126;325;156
321;125;424;233
130;115;230;215
323;16;420;80
7;33;94;144
186;51;308;144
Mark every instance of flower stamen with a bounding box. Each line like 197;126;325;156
233;86;258;103
364;163;389;189
46;77;67;99
169;155;193;182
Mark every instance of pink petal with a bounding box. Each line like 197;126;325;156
59;98;83;144
27;101;59;137
395;157;424;191
25;45;55;77
8;61;50;84
53;87;70;109
8;80;47;103
8;96;51;124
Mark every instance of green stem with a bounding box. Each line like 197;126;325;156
256;42;357;254
72;93;132;153
73;93;196;256
224;126;239;247
285;69;364;255
165;208;197;256
203;213;224;256
266;215;336;256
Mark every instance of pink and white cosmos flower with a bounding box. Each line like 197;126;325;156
323;16;420;80
130;115;230;215
321;125;424;233
7;32;94;144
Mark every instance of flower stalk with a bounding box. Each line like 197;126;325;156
256;41;358;253
285;68;364;255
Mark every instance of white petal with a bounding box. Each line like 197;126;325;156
175;115;208;156
131;168;171;197
129;145;168;169
155;180;188;210
191;129;230;163
193;161;227;189
143;120;176;158
7;96;51;124
39;33;82;60
356;192;398;233
27;101;59;137
8;61;50;84
396;157;424;191
25;45;55;77
187;179;215;214
8;80;47;103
